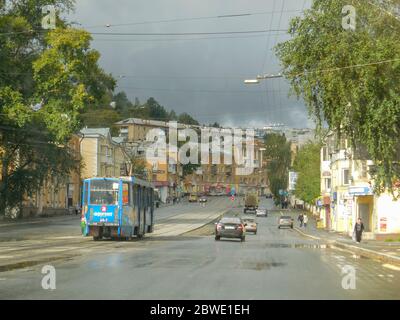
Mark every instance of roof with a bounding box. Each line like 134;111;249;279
115;118;170;128
111;137;125;144
80;127;110;138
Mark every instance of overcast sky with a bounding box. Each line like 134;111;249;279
69;0;313;128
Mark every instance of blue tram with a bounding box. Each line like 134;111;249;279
81;177;154;240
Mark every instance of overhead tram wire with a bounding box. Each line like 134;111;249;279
91;33;286;43
80;9;303;29
0;28;287;37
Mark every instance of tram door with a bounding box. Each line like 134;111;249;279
137;186;145;236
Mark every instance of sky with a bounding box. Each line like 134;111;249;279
69;0;314;128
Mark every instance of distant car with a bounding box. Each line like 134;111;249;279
265;193;273;199
199;196;207;203
215;217;245;242
278;215;294;229
256;208;268;217
242;216;258;234
189;194;198;202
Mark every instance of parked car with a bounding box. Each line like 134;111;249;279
199;196;207;203
242;216;258;234
189;194;198;202
278;215;294;229
215;217;245;241
256;208;268;217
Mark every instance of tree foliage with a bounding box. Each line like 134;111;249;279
275;0;400;195
0;1;115;216
293;142;321;204
264;133;291;201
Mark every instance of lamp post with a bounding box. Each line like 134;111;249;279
244;73;283;85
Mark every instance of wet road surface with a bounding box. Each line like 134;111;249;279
0;199;399;299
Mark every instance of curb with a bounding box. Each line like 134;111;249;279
293;227;400;266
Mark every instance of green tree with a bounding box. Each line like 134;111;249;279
264;133;292;202
0;1;115;216
112;91;133;118
178;112;199;126
275;0;400;195
293;142;321;204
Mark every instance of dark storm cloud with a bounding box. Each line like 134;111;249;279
70;0;313;128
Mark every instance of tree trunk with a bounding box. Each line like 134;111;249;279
0;152;9;217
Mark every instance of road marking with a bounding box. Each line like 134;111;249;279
382;264;400;271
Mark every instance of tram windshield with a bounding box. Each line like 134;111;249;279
89;180;119;205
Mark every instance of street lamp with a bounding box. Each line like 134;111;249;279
244;79;260;85
244;73;283;85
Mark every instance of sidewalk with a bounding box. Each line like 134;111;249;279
294;214;400;265
0;214;79;228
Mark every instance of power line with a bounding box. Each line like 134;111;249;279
0;27;287;37
91;33;285;42
81;9;303;29
117;86;269;94
89;29;287;36
253;57;400;79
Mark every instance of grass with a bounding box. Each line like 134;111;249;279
384;238;400;242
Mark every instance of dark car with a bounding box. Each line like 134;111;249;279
215;217;245;242
278;215;294;229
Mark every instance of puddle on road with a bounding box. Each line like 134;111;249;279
263;243;330;249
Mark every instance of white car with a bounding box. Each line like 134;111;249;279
256;208;268;217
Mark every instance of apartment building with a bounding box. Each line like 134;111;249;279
320;132;400;240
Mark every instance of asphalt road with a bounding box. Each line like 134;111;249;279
0;198;399;299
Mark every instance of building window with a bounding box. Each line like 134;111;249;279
325;178;331;191
322;147;329;161
361;161;368;178
342;169;350;185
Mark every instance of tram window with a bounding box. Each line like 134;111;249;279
89;180;118;205
122;183;130;205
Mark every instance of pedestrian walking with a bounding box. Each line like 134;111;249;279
353;218;365;243
303;214;308;228
298;213;304;227
75;203;80;216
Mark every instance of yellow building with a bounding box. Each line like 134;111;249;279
321;132;400;239
80;127;125;179
22;134;82;217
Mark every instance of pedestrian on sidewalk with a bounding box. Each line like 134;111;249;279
303;214;308;228
354;218;365;243
298;213;304;227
